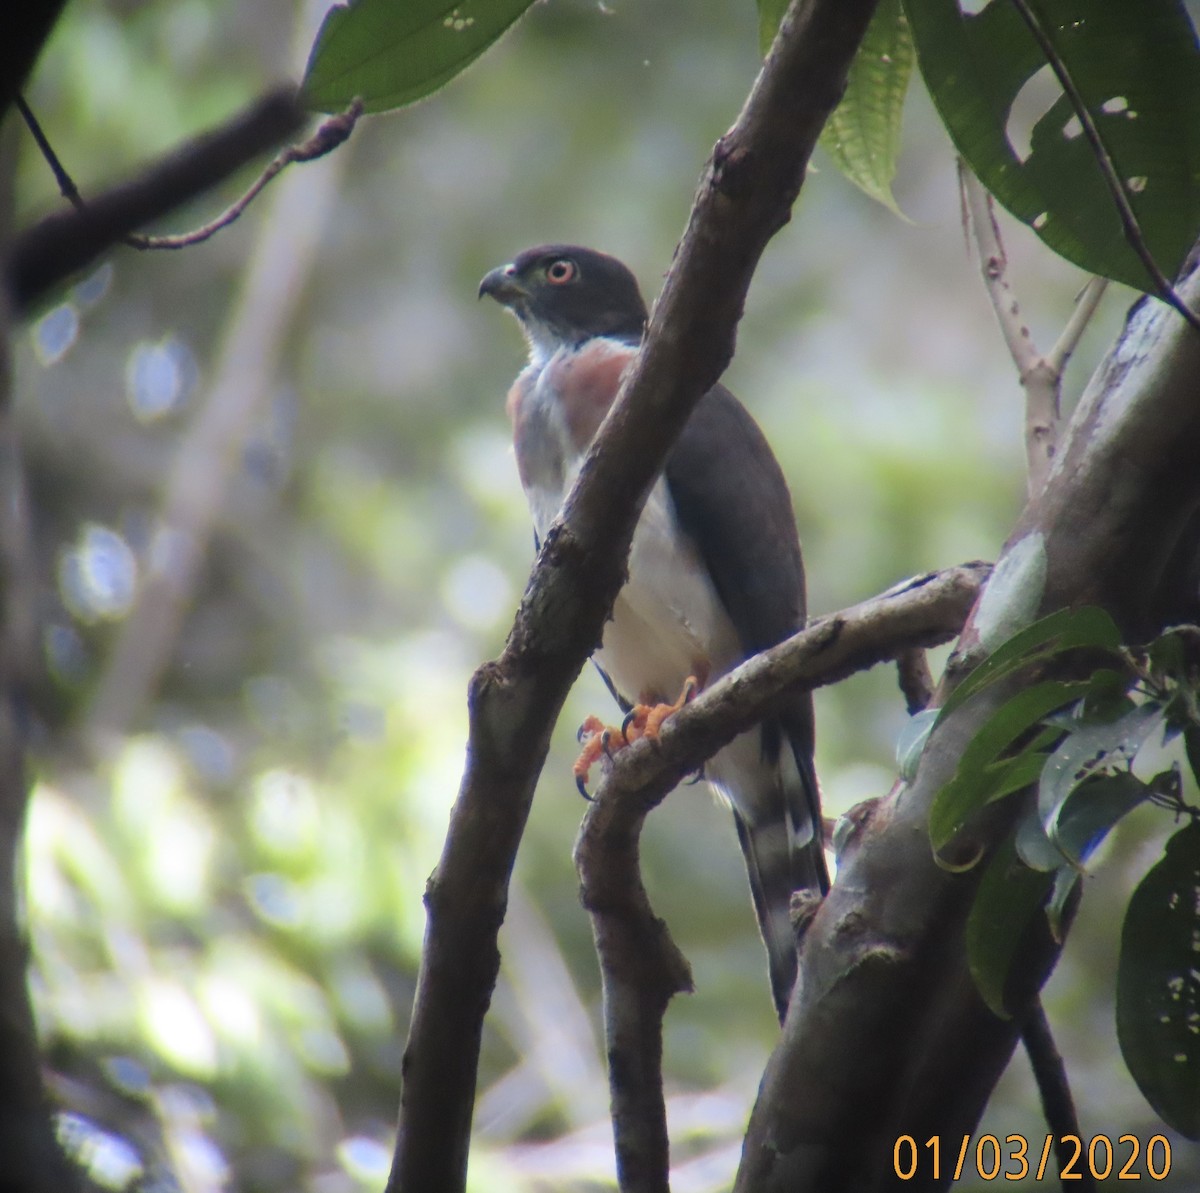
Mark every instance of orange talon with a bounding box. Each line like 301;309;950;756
572;677;700;799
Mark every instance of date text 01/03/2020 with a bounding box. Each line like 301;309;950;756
893;1133;1172;1182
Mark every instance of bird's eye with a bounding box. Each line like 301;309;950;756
545;259;577;285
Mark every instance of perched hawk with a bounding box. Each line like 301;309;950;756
480;245;827;1019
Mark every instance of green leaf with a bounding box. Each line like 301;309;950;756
756;0;789;56
302;0;536;114
1037;702;1162;825
1048;771;1151;866
1016;806;1065;872
967;832;1056;1018
1117;822;1200;1140
930;681;1086;851
817;0;915;213
896;707;939;781
938;606;1121;725
1045;863;1079;941
904;0;1200;291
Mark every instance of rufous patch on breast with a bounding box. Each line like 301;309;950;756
545;339;637;452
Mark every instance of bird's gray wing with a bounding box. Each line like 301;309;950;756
665;383;828;1019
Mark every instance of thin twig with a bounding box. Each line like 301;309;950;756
958;159;1037;374
1045;275;1108;377
960;164;1109;496
127;99;363;250
1009;0;1200;337
959;162;1062;496
8;87;306;311
1022;1000;1096;1193
14;95;84;208
16;91;361;254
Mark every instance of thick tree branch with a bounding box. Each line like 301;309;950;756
735;256;1200;1193
6;86;305;312
388;3;883;1191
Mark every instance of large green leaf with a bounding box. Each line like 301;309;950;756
817;0;914;213
302;0;536;114
1045;771;1150;867
904;0;1200;291
1117;822;1200;1140
967;833;1056;1018
1037;702;1163;825
930;682;1085;852
758;0;913;210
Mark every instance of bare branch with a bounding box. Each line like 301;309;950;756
1022;1001;1096;1192
388;3;885;1191
126;100;363;251
574;797;693;1193
896;647;934;714
1045;275;1108;377
7;86;306;312
959;161;1038;375
959;164;1061;496
14;96;84;210
595;564;989;806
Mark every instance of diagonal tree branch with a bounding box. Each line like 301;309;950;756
590;563;989;807
387;2;883;1191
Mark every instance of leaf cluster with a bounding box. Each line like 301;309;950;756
919;609;1200;1139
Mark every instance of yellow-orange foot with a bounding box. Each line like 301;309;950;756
574;677;699;799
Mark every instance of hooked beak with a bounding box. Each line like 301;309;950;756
478;264;526;304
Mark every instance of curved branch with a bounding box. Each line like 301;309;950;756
595;563;989;806
387;3;884;1191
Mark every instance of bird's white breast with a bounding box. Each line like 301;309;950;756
513;341;742;707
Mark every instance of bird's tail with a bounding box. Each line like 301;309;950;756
723;724;828;1022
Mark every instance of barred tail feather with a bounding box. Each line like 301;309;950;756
722;718;828;1022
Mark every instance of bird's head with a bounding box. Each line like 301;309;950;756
479;245;648;362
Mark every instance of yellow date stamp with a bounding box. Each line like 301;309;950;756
893;1133;1172;1182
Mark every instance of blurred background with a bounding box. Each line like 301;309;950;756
9;0;1195;1189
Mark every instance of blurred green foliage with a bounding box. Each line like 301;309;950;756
11;0;1198;1189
